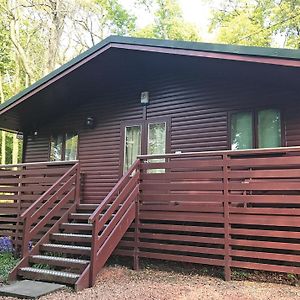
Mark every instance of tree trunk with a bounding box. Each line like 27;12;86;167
0;73;6;165
9;0;21;164
8;0;34;85
12;135;18;164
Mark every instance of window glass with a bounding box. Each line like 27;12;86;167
231;112;253;150
65;133;78;160
50;135;63;161
147;122;166;173
258;109;281;148
124;125;141;173
147;122;166;155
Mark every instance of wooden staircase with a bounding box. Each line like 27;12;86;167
9;161;140;291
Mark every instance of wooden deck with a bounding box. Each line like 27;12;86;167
117;147;300;279
2;147;300;287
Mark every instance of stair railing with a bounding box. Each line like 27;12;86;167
87;159;140;287
20;161;81;257
9;161;81;281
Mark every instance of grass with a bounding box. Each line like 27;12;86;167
0;253;19;283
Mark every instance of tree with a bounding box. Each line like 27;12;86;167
73;0;136;48
135;0;201;41
208;0;300;48
0;0;137;164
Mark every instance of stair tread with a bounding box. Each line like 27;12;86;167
20;267;80;279
52;233;92;238
42;243;91;250
31;255;89;264
70;213;91;216
61;223;92;226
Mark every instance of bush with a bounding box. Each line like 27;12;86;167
0;252;19;282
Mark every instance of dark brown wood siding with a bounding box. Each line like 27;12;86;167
24;72;300;203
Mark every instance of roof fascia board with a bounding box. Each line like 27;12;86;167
109;36;300;61
112;43;300;67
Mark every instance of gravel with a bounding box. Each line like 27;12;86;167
0;265;300;300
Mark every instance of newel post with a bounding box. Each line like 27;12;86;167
133;159;141;271
21;216;30;258
75;162;81;205
15;165;23;254
223;154;231;280
90;222;98;287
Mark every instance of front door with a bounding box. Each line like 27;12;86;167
121;119;169;174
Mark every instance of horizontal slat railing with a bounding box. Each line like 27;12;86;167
8;161;81;282
21;162;80;257
82;160;140;289
0;160;78;250
115;146;300;280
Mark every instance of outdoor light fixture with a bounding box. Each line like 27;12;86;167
33;131;38;136
140;91;149;105
86;116;94;128
16;132;23;140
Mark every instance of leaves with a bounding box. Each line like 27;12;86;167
208;0;300;48
135;0;201;41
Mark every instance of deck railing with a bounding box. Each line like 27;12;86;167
116;146;300;279
85;160;140;288
0;161;79;252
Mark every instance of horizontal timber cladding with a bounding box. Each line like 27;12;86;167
23;62;300;204
116;148;300;276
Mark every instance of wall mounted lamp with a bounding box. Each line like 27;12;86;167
86;116;95;128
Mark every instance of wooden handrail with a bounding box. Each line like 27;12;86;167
87;159;140;287
21;162;79;219
138;146;300;160
89;159;140;223
20;162;80;258
29;174;77;226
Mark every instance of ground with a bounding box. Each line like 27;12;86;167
1;260;300;300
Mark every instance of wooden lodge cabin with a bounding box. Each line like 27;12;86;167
0;36;300;290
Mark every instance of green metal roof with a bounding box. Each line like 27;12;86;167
1;35;300;113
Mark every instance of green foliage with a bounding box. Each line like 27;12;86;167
97;0;137;35
271;0;300;48
135;0;201;41
0;253;19;282
209;0;300;48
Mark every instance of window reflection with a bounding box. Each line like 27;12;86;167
50;133;78;161
231;112;253;150
124;126;141;173
231;109;281;150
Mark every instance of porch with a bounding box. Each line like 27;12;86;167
1;146;300;288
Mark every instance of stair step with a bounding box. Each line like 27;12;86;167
51;233;92;243
76;204;98;212
19;267;79;285
76;203;123;212
69;213;116;223
41;243;91;256
69;213;91;221
30;255;89;271
60;222;92;232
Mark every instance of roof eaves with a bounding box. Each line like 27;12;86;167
0;35;299;114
